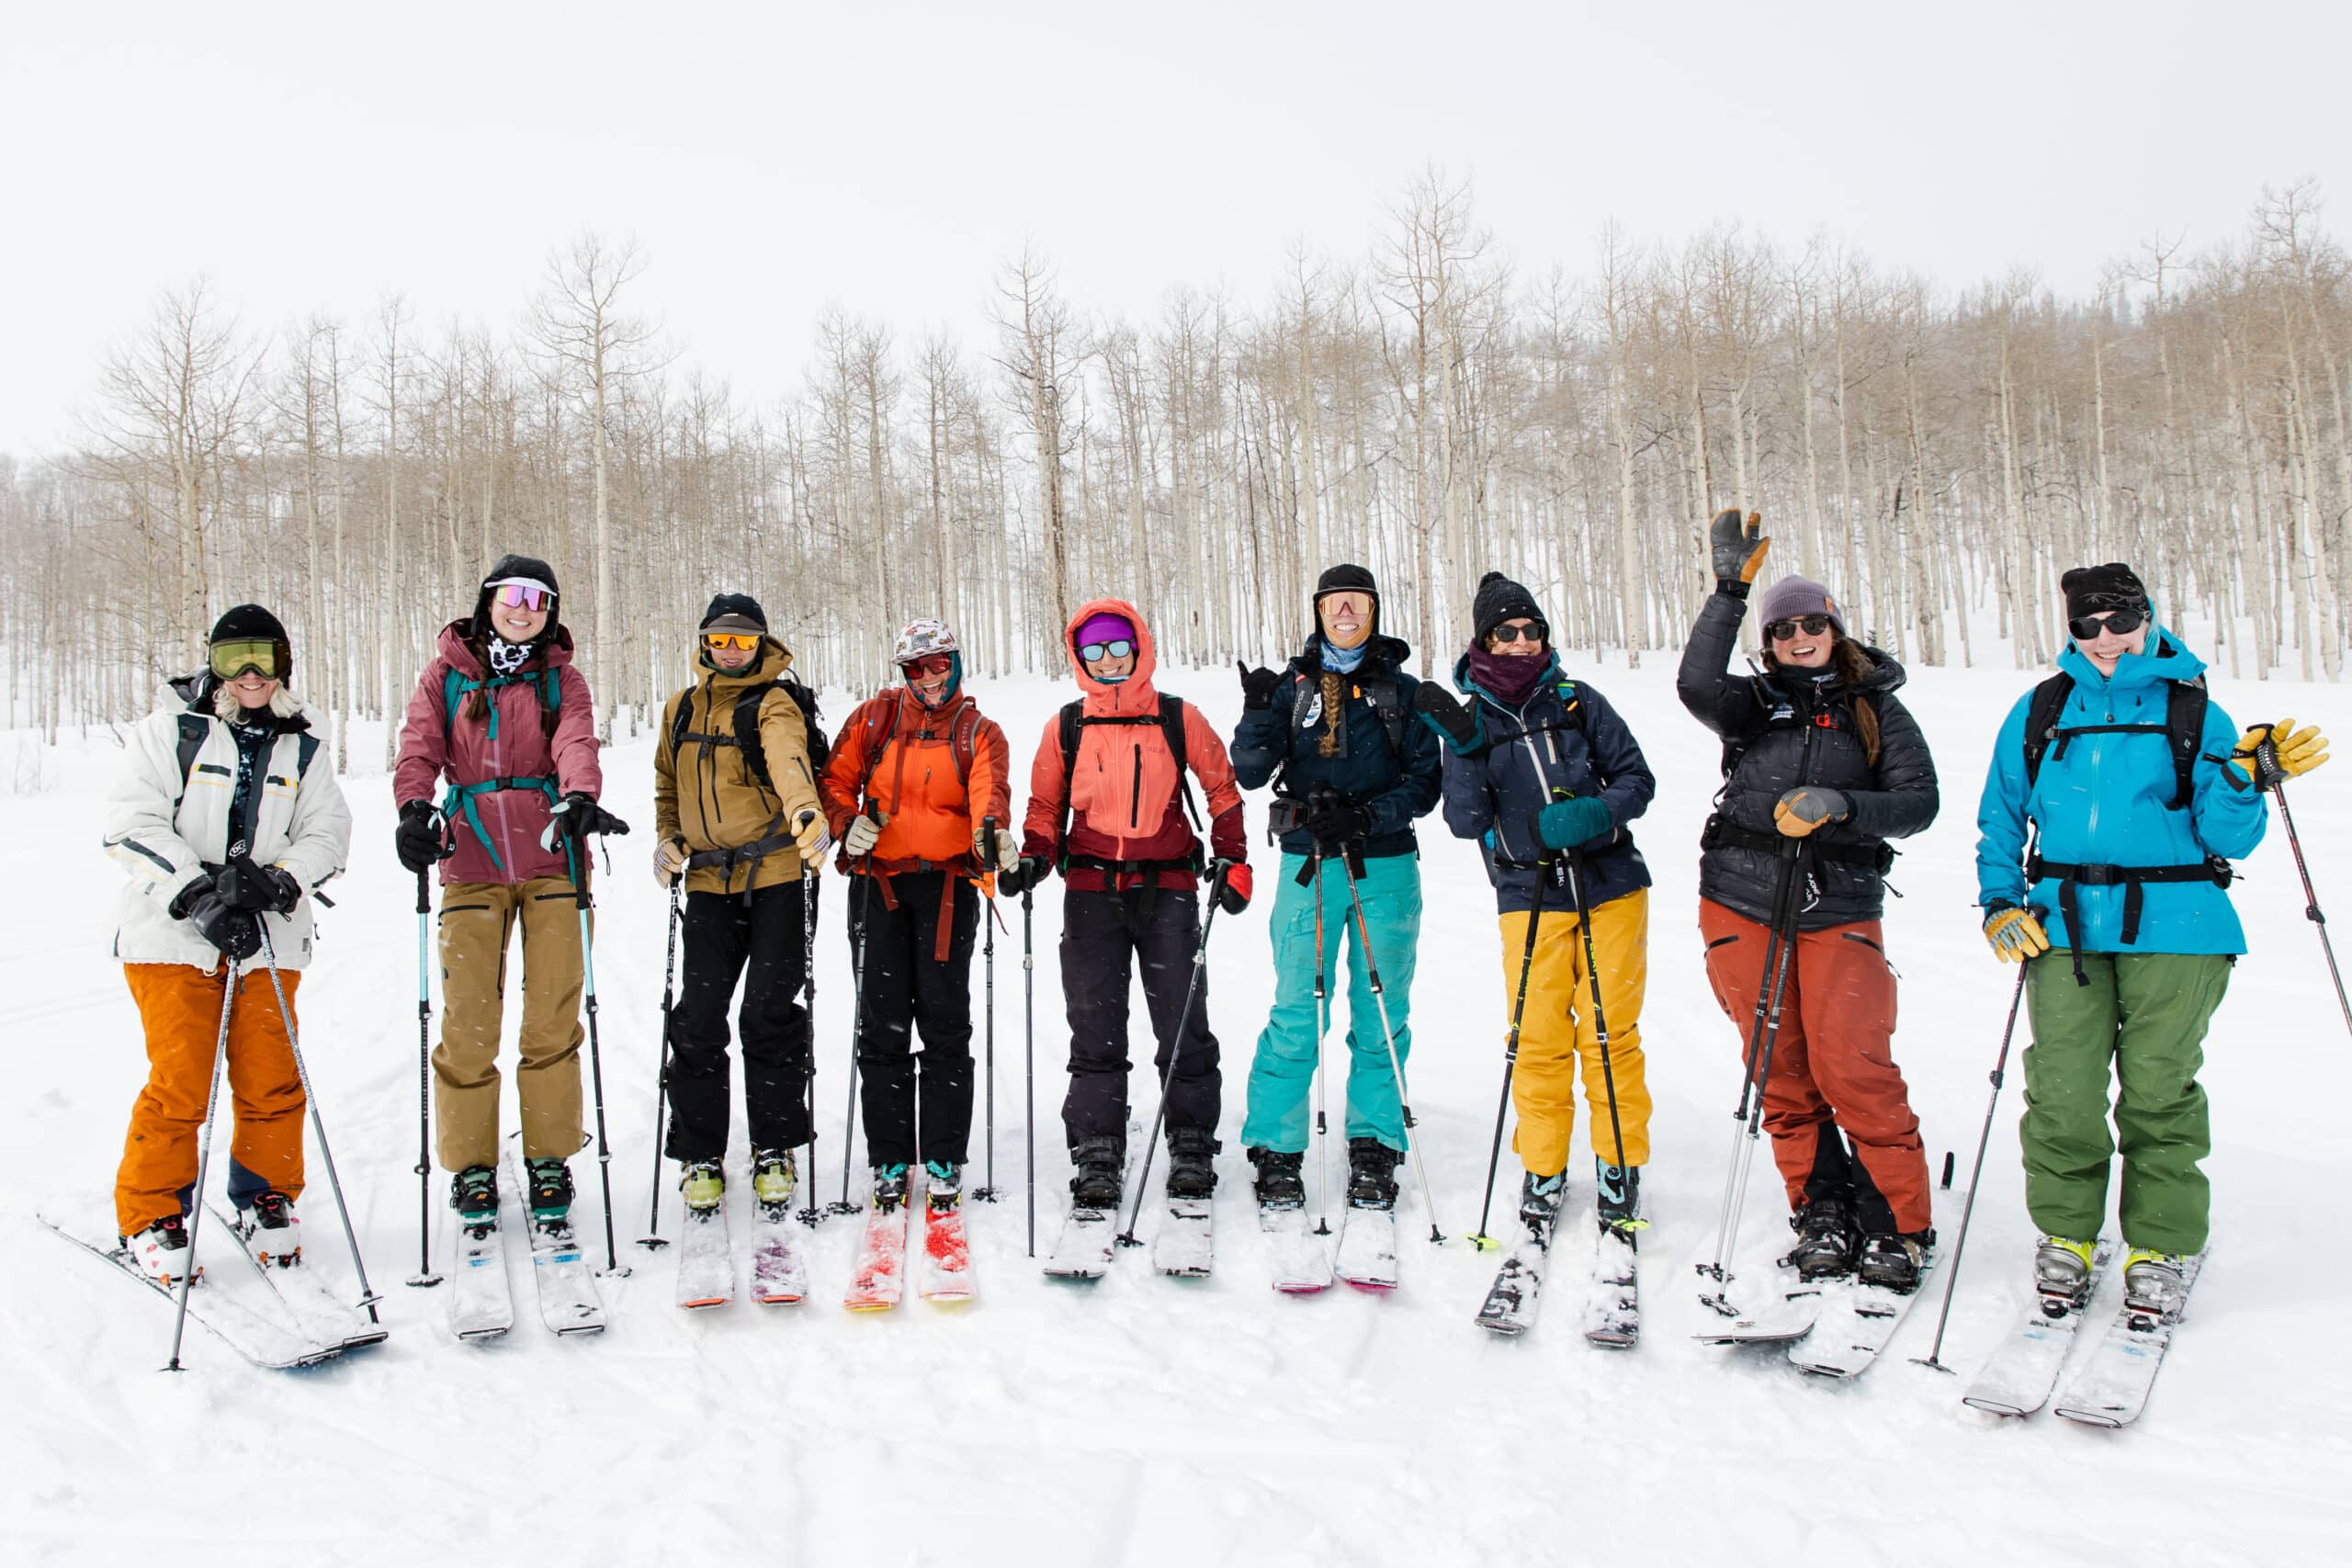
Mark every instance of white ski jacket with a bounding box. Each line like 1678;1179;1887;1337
102;680;352;971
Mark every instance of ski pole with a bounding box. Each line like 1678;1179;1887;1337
1310;852;1333;1238
1338;846;1446;1246
257;925;382;1320
165;959;238;1371
568;838;627;1277
639;874;682;1250
1116;869;1228;1246
834;828;879;1215
2272;780;2352;1041
976;816;1001;1201
798;829;824;1226
409;866;443;1287
1565;840;1631;1232
1470;851;1551;1250
1023;882;1036;1257
1916;952;2033;1373
1699;838;1808;1315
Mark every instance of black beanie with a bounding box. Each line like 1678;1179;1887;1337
475;554;560;626
1472;571;1547;646
209;604;292;679
700;592;767;635
1313;562;1380;637
2060;562;2149;622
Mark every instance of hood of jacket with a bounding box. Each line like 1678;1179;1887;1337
2054;625;2205;694
1066;597;1161;717
436;617;580;679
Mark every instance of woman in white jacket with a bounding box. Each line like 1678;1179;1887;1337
102;605;351;1283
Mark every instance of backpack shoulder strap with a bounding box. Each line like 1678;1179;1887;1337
1160;696;1204;829
852;695;903;807
441;667;467;740
733;682;779;793
173;714;210;805
295;732;322;778
2165;675;2209;811
1362;678;1406;754
2021;672;2076;790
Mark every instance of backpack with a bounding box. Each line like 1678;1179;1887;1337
668;676;829;797
2021;671;2208;811
441;663;561;743
1055;695;1204;835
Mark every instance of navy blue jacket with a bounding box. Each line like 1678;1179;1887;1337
1437;652;1655;915
1229;634;1442;859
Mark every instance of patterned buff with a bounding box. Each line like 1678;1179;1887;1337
488;637;534;677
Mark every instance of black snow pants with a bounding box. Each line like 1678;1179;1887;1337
853;869;978;1168
664;878;815;1162
1058;884;1220;1151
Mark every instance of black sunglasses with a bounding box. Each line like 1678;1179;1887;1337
2068;608;2145;640
1488;623;1545;644
1765;614;1833;641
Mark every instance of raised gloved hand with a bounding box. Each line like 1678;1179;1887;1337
1300;793;1373;851
1212;859;1252;916
652;837;686;887
1773;786;1850;838
1710;508;1770;594
793;808;832;864
186;884;263;964
217;853;300;915
1983;901;2050;963
974;824;1020;873
552;792;629;843
844;811;885;858
394;799;447;874
1411;682;1483;754
1238;660;1284;712
2231;718;2329;792
1531;795;1611;852
996;856;1048;897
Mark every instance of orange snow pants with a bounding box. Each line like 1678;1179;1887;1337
1697;899;1930;1235
115;961;305;1236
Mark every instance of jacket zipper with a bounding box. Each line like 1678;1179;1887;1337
1130;744;1142;829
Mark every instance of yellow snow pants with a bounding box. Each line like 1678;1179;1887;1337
1498;886;1650;1175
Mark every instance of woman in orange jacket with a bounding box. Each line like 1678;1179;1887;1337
819;619;1012;1215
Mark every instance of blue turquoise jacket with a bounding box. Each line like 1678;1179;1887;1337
1974;629;2266;955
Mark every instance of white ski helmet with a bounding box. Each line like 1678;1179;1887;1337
892;618;960;665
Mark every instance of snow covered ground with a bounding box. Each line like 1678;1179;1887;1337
6;648;2347;1566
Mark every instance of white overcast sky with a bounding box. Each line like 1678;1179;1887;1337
3;0;2343;455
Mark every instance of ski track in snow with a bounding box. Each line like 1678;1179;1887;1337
6;657;2348;1565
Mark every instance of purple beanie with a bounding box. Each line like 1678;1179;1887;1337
1755;575;1845;635
1075;612;1135;649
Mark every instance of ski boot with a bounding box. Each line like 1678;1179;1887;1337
1595;1159;1645;1241
525;1156;574;1224
127;1214;198;1286
924;1159;965;1213
2034;1234;2098;1311
1785;1198;1858;1280
449;1165;499;1228
1517;1168;1566;1242
2123;1247;2188;1319
751;1149;796;1214
870;1162;911;1213
1345;1137;1402;1211
247;1190;301;1268
680;1158;726;1214
1858;1228;1934;1293
1246;1146;1306;1210
1069;1136;1123;1211
1165;1129;1219;1200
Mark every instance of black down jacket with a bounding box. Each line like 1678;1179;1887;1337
1675;588;1939;930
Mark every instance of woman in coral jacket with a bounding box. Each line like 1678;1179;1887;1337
1001;599;1250;1212
819;618;1012;1216
390;554;623;1234
104;604;352;1282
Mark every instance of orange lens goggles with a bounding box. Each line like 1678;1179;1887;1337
703;632;761;651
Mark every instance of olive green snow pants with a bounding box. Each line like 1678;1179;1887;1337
2021;951;2230;1256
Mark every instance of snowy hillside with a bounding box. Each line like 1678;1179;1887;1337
6;653;2347;1566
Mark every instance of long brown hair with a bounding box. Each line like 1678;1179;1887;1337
1766;635;1882;768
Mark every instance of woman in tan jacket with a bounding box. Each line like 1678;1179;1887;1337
652;593;831;1214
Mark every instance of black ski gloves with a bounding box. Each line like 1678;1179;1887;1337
997;856;1049;897
395;800;447;874
1300;792;1372;852
552;793;630;843
1237;660;1284;712
167;873;215;922
186;884;263;964
1411;682;1483;754
1711;508;1770;597
217;853;300;915
1211;858;1252;916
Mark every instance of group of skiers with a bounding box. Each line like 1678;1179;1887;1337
102;516;2330;1328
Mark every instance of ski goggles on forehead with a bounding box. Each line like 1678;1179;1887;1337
702;631;760;651
1765;614;1834;641
1079;638;1136;662
902;652;955;678
208;638;285;681
2068;607;2145;640
489;581;553;611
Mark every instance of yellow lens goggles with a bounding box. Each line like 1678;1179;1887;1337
209;638;284;681
703;632;760;652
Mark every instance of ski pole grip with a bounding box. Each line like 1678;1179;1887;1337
415;866;430;916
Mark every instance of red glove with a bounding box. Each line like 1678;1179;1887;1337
1213;860;1251;915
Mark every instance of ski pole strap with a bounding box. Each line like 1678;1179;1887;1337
2027;852;2233;984
438;774;560;874
1702;812;1894;874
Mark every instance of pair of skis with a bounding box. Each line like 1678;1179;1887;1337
1044;1195;1402;1293
1041;1192;1218;1283
447;1142;607;1340
842;1173;975;1311
42;1211;386;1371
1961;1247;2205;1428
1474;1207;1642;1344
673;1198;808;1310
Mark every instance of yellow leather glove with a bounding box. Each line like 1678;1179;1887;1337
1710;508;1770;588
792;807;832;864
844;812;884;857
1983;904;2050;963
1773;786;1849;838
2232;719;2329;791
652;837;686;888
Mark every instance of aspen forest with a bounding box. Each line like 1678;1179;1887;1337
5;173;2348;758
